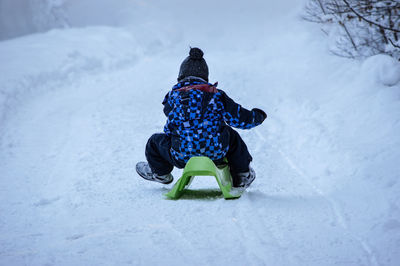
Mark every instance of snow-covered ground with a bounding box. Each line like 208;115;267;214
1;1;400;265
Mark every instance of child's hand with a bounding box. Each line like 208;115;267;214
252;108;267;123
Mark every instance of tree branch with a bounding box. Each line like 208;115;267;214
339;20;358;51
317;0;326;15
342;0;400;33
389;38;400;49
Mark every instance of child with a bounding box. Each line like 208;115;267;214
136;47;267;188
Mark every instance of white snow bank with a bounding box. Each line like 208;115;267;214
267;40;400;265
0;26;140;123
0;0;68;41
0;0;136;41
361;54;400;87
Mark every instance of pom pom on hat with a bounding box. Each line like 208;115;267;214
178;47;209;82
189;47;204;60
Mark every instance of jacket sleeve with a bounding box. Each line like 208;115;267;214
219;90;267;129
162;92;172;116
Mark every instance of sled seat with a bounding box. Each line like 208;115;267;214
165;156;243;200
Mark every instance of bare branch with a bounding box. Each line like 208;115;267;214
339;21;358;51
303;0;400;59
342;0;400;33
389;38;400;48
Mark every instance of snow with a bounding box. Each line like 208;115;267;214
361;54;400;87
1;1;400;266
0;0;136;41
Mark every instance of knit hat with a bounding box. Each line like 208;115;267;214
178;47;209;82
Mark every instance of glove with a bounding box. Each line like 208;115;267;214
252;108;267;123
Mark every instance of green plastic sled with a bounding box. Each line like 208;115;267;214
165;156;244;200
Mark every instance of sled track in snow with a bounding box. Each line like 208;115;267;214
275;145;379;266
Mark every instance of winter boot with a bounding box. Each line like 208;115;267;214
232;167;256;188
136;162;173;184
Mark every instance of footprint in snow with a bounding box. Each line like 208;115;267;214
66;234;85;241
33;197;60;207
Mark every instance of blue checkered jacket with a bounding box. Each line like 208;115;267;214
163;77;265;163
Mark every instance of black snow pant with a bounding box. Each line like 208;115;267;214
145;127;253;178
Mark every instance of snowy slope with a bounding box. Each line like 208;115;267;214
1;1;400;266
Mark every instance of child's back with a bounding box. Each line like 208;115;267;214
136;48;267;188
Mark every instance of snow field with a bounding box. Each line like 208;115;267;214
1;0;400;265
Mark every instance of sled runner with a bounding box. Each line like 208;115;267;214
165;156;244;200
